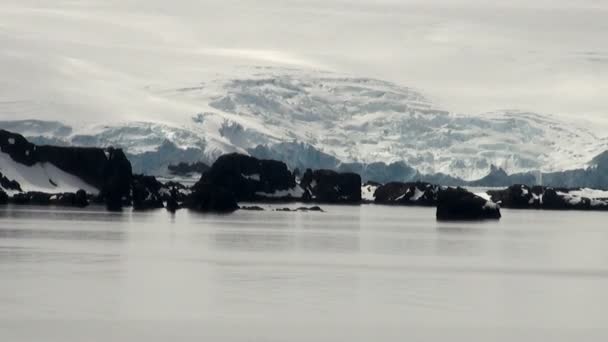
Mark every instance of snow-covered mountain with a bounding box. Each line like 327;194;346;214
1;69;607;180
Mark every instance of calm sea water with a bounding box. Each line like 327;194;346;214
1;204;608;341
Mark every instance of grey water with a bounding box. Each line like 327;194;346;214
1;204;608;341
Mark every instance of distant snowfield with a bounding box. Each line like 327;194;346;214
1;70;607;181
0;152;99;195
1;1;608;179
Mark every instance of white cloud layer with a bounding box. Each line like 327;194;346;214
0;0;606;126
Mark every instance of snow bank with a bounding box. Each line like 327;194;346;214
0;152;99;195
242;173;261;181
361;185;377;201
256;186;304;199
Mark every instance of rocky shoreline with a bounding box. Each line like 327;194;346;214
2;129;607;220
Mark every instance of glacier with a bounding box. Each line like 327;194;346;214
1;69;607;181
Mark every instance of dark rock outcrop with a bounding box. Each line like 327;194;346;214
0;129;133;208
0;172;22;192
300;169;361;203
196;153;296;201
131;175;164;210
436;187;501;221
488;185;607;211
374;182;438;206
488;184;536;209
185;183;238;213
49;190;89;207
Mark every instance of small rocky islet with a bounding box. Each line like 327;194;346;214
1;129;607;221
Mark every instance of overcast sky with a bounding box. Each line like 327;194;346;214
0;0;607;125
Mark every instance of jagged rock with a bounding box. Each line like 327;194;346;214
374;182;438;206
132;175;164;210
162;181;189;203
165;188;181;212
487;185;607;211
300;169;361;203
185;183;238;213
196;153;296;201
0;129;133;207
436;187;501;221
0;172;21;192
488;184;536;209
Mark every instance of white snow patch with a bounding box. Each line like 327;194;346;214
411;187;425;202
0;152;99;194
475;192;492;202
483;200;499;210
557;191;583;206
569;188;608;199
242;173;261;181
361;185;377;201
256;186;304;199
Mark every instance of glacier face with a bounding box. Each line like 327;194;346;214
1;69;607;180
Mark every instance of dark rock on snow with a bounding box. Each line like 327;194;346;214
0;171;22;192
0;129;132;209
436;187;501;221
300;169;361;203
131;175;164;210
488;184;608;211
374;182;438;206
196;153;295;201
185;183;238;213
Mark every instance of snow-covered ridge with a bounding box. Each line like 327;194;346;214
1;69;606;180
0;151;99;195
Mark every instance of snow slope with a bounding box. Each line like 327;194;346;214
1;68;607;180
0;152;99;195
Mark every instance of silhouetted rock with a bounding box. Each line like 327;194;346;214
436;187;501;221
374;182;438;206
164;188;181;212
0;130;133;208
300;169;361;203
196;153;296;201
488;184;535;209
0;172;21;192
487;185;608;211
132;175;164;210
185;183;238;213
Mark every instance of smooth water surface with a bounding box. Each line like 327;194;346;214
1;204;608;341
